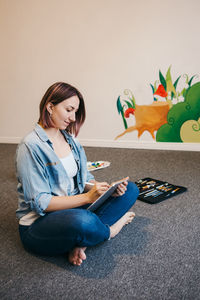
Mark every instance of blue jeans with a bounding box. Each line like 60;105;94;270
19;182;139;255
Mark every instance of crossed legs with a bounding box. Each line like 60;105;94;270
19;182;139;266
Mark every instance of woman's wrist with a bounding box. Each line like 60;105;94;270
84;180;96;192
86;186;100;203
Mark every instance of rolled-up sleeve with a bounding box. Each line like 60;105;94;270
86;169;94;182
16;143;52;216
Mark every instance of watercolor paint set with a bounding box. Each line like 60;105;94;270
87;161;110;171
135;177;187;204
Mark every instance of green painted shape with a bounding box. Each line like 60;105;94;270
188;75;196;87
156;82;200;142
150;83;154;94
116;96;128;129
166;66;172;82
125;100;133;108
130;97;136;109
173;75;181;90
117;96;122;114
159;70;166;90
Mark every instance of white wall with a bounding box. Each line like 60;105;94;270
0;0;200;151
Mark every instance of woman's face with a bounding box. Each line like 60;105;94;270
48;95;80;130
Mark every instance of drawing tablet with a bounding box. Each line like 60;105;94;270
87;179;126;212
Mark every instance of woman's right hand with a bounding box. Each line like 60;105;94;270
87;181;110;203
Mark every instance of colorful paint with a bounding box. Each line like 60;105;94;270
116;66;200;143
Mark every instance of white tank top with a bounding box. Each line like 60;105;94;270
60;151;78;192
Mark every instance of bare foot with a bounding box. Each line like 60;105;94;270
110;212;135;238
68;247;87;266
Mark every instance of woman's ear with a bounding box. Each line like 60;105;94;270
46;102;54;114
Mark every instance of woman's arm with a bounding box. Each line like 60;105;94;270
45;193;90;212
45;181;110;212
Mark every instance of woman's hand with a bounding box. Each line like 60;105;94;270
87;181;110;203
112;177;129;197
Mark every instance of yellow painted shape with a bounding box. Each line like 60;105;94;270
180;118;200;143
115;101;169;140
166;80;176;95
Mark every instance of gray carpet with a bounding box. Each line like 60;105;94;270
0;144;200;300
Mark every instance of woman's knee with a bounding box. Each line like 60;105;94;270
72;210;97;231
127;181;139;193
126;181;139;204
69;210;103;235
71;210;110;245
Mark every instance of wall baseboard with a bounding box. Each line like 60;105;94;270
0;137;199;152
79;138;200;152
0;137;22;144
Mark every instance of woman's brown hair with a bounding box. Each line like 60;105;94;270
38;82;86;136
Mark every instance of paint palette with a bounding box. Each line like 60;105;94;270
135;177;187;204
87;161;111;171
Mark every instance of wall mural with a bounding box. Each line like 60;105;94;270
116;66;200;143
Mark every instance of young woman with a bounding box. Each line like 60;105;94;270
16;82;139;266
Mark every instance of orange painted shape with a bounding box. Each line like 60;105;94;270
115;101;170;140
134;102;169;138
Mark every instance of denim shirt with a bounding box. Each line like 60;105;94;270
16;124;94;219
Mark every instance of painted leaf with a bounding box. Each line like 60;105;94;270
117;97;128;129
129;96;136;109
166;66;172;82
154;80;159;93
174;76;181;90
166;65;176;96
188;75;196;86
125;100;133;108
117;96;123;114
181;88;187;97
150;84;154;94
159;70;167;90
184;74;189;84
166;80;176;95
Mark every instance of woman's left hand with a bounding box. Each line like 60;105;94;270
112;178;129;197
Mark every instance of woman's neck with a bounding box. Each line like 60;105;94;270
44;127;61;141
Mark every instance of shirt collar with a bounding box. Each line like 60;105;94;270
34;123;73;144
34;123;51;143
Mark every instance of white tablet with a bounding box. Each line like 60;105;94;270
87;179;127;212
